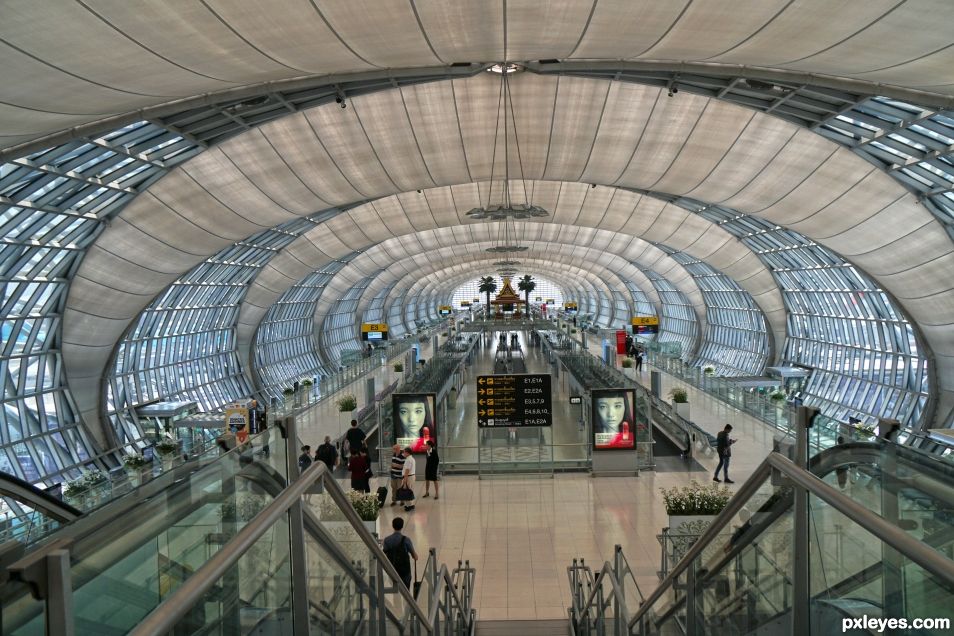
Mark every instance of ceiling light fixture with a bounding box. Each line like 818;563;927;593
477;58;544;254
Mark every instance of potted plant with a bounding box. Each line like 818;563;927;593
768;389;787;403
337;394;357;412
661;481;732;535
621;358;634;369
393;362;404;373
669;387;690;420
155;438;178;470
63;470;107;504
347;490;381;535
122;453;149;484
703;366;715;376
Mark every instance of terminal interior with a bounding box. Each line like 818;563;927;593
2;3;954;634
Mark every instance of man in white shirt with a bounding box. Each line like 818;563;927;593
401;447;416;511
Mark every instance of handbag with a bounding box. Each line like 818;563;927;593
395;486;415;502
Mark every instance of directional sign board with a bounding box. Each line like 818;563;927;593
476;374;552;428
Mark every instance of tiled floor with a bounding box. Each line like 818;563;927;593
368;328;786;620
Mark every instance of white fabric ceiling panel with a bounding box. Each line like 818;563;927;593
414;0;505;62
339;209;394;245
542;79;610;181
641;210;707;250
202;0;374;72
570;187;616;228
403;81;475;184
786;174;902;238
353;88;438;193
163;155;299;232
636;0;793;61
70;248;177;306
572;1;693;59
706;0;902;68
775;3;954;90
259;115;365;203
613;196;667;237
507;75;559;178
214;136;333;215
323;215;373;250
615;94;708;188
304;229;351;261
369;198;419;237
318;0;440;68
2;2;200;100
580;83;657;184
649;105;756;195
686;117;799;202
599;192;643;234
421;189;464;229
505;0;599;60
718;129;837;213
301;108;401;200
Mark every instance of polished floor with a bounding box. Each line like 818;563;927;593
363;327;784;620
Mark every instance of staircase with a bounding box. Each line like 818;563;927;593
475;619;570;636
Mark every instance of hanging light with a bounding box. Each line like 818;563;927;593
476;58;546;254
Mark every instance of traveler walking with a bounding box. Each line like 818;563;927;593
297;445;312;473
348;448;371;492
713;425;736;484
422;440;440;500
382;517;418;591
315;436;338;471
345;419;366;458
389;444;405;506
634;348;644;372
400;447;416;511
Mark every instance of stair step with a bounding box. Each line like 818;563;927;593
476;619;570;636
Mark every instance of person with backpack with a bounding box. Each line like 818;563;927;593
297;445;312;474
315;436;338;471
382;517;418;591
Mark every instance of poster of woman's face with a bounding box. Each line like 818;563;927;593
392;393;436;453
592;388;635;450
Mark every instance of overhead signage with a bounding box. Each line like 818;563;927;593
438;305;452;316
546;298;555;304
476;374;552;428
631;316;659;326
461;301;472;307
569;396;582;405
473;298;480;303
631;316;659;335
361;322;389;341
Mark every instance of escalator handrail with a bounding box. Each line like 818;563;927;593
129;461;434;636
628;452;954;631
0;472;81;522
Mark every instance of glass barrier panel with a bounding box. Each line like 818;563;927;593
168;512;293;635
808;491;954;633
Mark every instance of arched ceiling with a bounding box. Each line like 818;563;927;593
5;0;954;153
61;71;954;431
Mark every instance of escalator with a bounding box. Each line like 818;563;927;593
571;441;954;635
1;426;476;635
0;473;82;525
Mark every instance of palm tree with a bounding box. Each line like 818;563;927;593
517;274;536;316
478;276;497;314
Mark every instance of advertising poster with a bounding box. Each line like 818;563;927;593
225;406;249;443
392;393;437;453
592;388;636;450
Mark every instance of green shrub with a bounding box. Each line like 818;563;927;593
337;394;357;412
668;387;688;403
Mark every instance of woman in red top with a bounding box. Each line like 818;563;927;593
348;448;371;492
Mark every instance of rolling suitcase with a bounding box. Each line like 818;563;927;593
376;486;389;507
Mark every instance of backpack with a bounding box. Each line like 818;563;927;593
316;444;336;466
384;535;411;574
298;453;312;471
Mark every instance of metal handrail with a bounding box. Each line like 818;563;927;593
130;461;435;635
628;451;954;630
